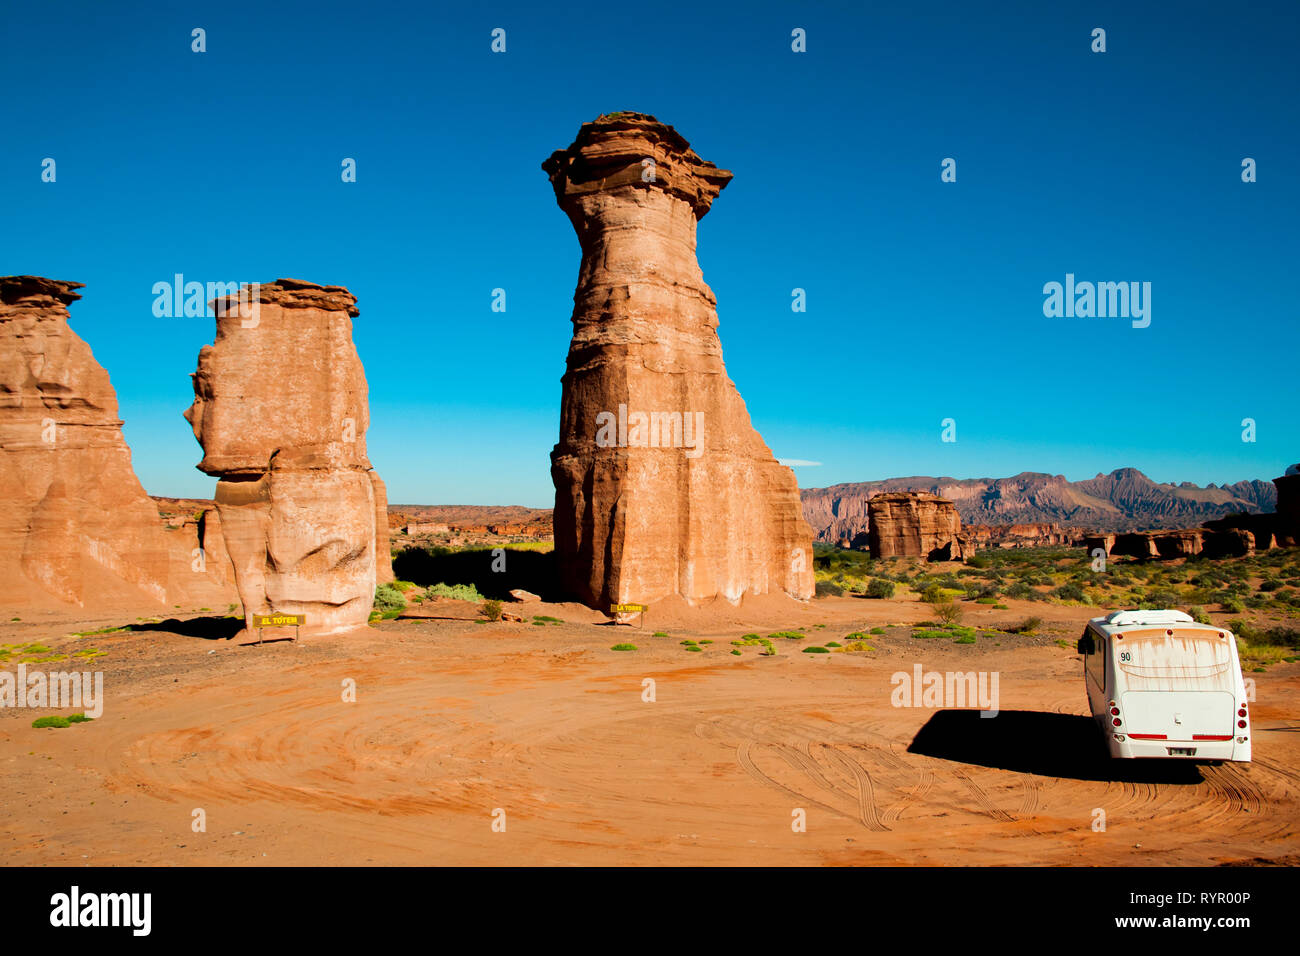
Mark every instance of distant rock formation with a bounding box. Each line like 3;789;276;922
961;522;1075;550
803;468;1276;541
542;112;814;609
185;279;392;636
1077;466;1298;562
0;276;234;609
867;492;969;561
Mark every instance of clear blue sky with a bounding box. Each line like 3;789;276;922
3;0;1296;506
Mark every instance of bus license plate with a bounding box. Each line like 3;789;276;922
1168;747;1196;756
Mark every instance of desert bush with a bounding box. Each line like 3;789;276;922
373;584;406;613
1188;605;1212;625
1003;581;1033;600
932;596;963;626
482;599;503;621
866;578;896;599
1141;589;1181;608
1052;583;1086;602
1006;616;1042;635
425;582;484;602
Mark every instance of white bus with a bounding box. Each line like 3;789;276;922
1076;609;1251;762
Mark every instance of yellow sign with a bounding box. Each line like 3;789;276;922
254;614;305;627
610;603;647;614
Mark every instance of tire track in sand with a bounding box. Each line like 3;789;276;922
821;745;889;832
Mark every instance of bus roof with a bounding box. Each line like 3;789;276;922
1088;609;1229;639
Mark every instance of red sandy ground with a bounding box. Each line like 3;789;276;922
1;593;1296;866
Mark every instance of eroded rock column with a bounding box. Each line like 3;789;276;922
542;113;814;609
185;279;391;636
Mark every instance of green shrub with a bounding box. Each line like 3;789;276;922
425;582;484;602
32;715;69;728
802;646;830;653
866;578;896;599
869;627;885;635
929;594;963;626
482;600;503;622
610;643;637;651
373;584;407;616
770;631;805;641
1188;605;1212;624
1052;583;1085;602
1006;616;1042;635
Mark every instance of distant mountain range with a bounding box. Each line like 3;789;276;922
801;468;1277;543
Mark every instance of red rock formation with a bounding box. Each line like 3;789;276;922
542;113;814;609
962;522;1074;549
1081;533;1117;558
1273;465;1300;547
867;492;967;561
1203;528;1255;558
185;279;390;636
0;276;234;609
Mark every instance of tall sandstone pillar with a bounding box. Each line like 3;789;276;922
542;113;814;609
184;279;393;637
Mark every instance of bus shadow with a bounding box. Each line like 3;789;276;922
907;709;1207;784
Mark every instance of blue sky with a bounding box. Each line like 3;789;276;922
3;0;1296;506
